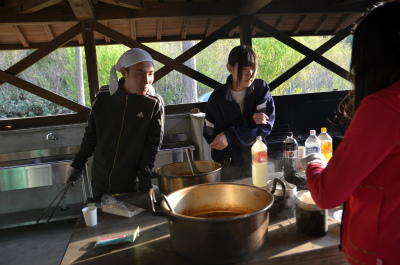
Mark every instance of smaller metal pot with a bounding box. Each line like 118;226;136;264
154;156;230;195
267;178;297;217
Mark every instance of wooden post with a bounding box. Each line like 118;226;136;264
82;21;100;104
239;16;252;47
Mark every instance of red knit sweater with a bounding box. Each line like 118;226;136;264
306;80;400;265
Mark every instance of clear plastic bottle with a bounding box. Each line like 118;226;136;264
318;127;333;162
252;136;268;187
305;130;321;155
283;132;298;184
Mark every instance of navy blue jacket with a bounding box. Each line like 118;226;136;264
203;79;275;172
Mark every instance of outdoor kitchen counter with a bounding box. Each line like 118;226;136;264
61;175;347;265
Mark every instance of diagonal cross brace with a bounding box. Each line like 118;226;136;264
92;21;223;89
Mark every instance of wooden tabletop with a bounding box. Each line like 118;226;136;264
61;176;347;265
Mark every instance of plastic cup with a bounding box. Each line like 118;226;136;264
298;146;306;172
82;206;97;226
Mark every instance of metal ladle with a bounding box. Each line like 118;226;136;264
185;148;197;175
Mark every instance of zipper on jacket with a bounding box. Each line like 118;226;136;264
107;94;128;194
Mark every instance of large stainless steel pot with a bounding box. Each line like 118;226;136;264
149;183;274;264
154;157;230;195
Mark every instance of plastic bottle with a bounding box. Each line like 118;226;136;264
251;136;268;187
305;130;321;155
318;127;333;162
283;132;298;184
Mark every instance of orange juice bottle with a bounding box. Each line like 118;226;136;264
318;127;332;162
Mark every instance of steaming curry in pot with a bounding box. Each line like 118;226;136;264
181;206;254;219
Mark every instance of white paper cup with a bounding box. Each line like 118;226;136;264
298;146;306;172
82;206;97;226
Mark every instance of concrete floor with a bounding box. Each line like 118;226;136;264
0;219;77;265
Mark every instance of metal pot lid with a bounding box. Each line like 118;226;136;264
267;179;297;197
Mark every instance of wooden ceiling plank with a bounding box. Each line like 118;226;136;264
43;24;54;40
92;21;222;88
0;23;82;87
130;20;137;41
67;0;94;21
181;18;189;39
249;15;350;81
333;14;349;34
293;15;306;35
155;17;240;82
0;69;90;113
99;0;145;10
17;0;65;14
157;20;162;41
314;15;329;34
269;16;362;90
206;17;215;37
240;0;273;15
13;26;29;48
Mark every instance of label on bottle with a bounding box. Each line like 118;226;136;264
321;141;332;155
284;150;298;158
306;146;321;155
253;151;268;163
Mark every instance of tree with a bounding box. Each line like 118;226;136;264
182;41;197;103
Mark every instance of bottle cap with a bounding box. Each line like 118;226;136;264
310;130;316;135
321;127;327;133
256;136;262;141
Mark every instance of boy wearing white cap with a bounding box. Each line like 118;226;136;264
67;48;164;197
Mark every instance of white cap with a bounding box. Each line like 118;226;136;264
310;130;316;135
256;136;262;141
108;48;153;96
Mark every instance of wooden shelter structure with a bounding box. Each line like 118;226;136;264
0;0;374;130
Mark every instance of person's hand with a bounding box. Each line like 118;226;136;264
66;166;82;186
253;113;269;125
209;132;228;150
300;153;327;171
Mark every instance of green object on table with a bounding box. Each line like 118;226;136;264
95;226;140;247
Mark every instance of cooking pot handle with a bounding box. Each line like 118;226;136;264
148;188;169;218
222;155;231;168
271;178;286;202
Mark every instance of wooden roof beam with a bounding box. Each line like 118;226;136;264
43;24;55;40
130;20;137;41
157;20;162;41
240;0;273;15
16;0;64;14
99;0;145;10
181;18;189;39
314;15;329;34
333;14;350;34
293;15;307;35
206;18;215;37
13;26;29;48
67;0;94;21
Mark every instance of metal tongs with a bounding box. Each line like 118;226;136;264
36;182;72;225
